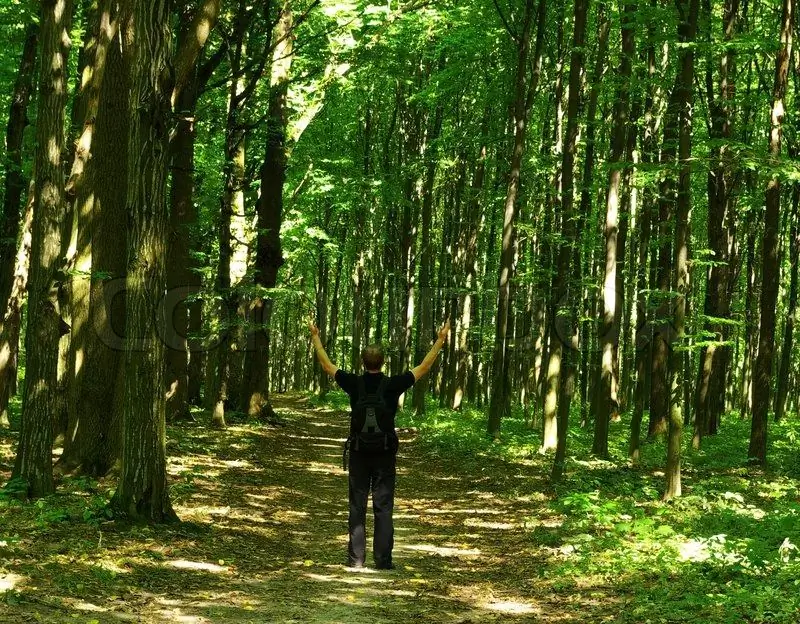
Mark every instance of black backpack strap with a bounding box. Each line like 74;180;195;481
376;376;389;397
357;376;367;401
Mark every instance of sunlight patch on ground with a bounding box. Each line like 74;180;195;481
305;572;390;585
483;600;539;615
464;518;517;530
0;572;24;592
401;543;482;557
423;507;503;515
290;434;346;443
220;459;253;468
154;610;210;623
168;560;230;573
65;599;107;612
297;461;346;475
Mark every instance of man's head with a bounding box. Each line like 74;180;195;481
361;344;385;372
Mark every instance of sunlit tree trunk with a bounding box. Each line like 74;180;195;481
749;0;793;464
0;23;38;319
593;0;633;458
551;0;587;482
0;192;33;428
488;0;543;436
59;4;132;475
664;0;700;501
110;0;177;522
241;3;294;419
774;187;800;421
11;0;74;498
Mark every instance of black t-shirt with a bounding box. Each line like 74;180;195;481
334;370;416;426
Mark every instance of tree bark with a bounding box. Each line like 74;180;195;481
488;0;543;436
110;0;177;522
694;0;739;447
551;0;588;483
0;191;33;428
0;23;38;318
11;0;74;499
774;186;800;421
59;4;132;475
749;0;793;464
593;0;633;458
240;3;293;419
664;0;700;501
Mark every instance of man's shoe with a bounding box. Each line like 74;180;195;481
374;562;394;570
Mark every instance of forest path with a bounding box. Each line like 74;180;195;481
1;395;620;623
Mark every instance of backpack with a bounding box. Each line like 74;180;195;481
350;377;393;454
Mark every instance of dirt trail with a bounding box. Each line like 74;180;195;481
1;395;616;623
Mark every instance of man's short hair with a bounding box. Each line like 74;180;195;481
362;344;385;371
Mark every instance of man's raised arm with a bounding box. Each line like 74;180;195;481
309;321;338;378
411;319;451;381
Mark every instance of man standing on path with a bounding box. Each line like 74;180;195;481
309;318;451;569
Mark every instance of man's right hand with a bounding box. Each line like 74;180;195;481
308;321;320;338
438;318;451;342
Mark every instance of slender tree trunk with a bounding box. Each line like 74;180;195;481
551;0;588;483
542;1;567;451
694;0;739;447
664;0;700;501
0;191;33;428
11;0;74;499
488;0;543;436
593;0;633;458
0;24;38;317
413;103;443;415
240;4;293;419
749;0;793;464
774;186;800;421
110;0;177;522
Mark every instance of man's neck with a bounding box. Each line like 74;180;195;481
365;369;382;374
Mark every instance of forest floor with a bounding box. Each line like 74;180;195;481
2;394;800;623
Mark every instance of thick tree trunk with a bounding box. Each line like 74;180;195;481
749;0;793;464
62;0;119;471
240;4;293;419
110;0;177;522
59;6;132;475
542;2;567;451
11;0;74;499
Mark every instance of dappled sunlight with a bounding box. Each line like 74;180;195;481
401;543;482;557
463;518;518;530
1;394;655;622
168;559;230;573
484;599;539;615
0;572;24;592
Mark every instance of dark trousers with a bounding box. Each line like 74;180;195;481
348;451;396;567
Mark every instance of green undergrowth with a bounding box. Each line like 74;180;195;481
321;390;800;623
